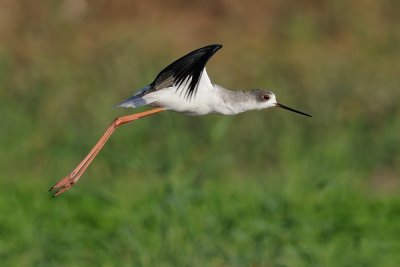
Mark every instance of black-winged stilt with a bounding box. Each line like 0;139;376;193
50;44;311;196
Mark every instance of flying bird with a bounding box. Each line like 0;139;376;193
50;44;311;196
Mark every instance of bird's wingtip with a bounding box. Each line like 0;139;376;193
213;44;223;50
205;44;222;51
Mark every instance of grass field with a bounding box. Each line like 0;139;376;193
1;1;399;266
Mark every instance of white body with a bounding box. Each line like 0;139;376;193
118;69;277;116
147;70;219;115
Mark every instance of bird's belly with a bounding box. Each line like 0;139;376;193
153;99;212;116
147;88;216;116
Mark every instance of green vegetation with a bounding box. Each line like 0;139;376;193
0;1;399;266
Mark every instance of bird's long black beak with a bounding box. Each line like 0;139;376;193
276;103;312;117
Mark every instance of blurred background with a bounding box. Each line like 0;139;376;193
1;0;399;266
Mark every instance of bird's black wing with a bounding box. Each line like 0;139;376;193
145;44;222;99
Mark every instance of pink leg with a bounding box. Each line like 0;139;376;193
50;108;165;197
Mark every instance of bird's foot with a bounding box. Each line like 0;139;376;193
49;173;78;197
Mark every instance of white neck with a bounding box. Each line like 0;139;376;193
212;85;260;115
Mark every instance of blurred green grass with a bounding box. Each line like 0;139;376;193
1;1;400;266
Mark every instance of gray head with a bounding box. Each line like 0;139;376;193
251;89;311;117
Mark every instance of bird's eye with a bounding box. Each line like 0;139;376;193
263;95;270;101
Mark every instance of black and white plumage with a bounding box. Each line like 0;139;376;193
116;44;311;117
149;44;222;99
116;44;220;111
